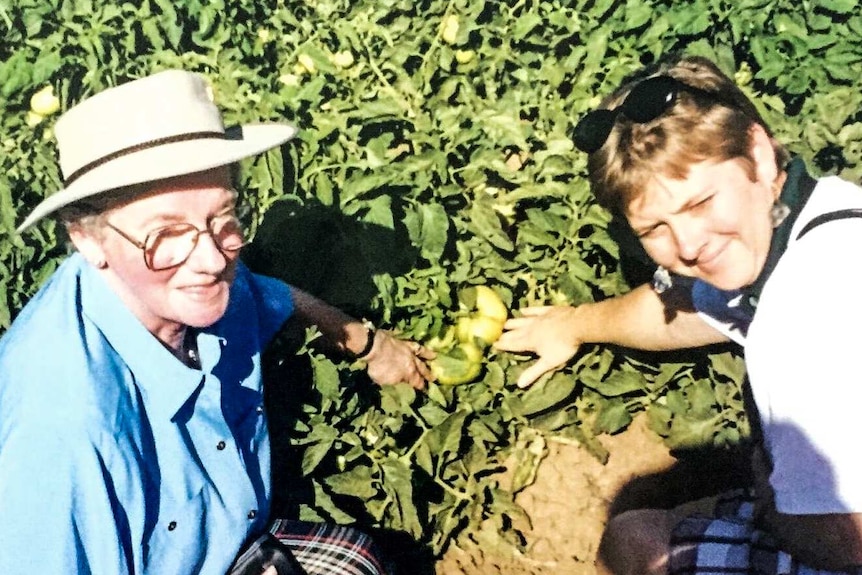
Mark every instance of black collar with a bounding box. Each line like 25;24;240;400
739;157;817;314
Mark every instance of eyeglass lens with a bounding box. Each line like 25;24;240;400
145;214;245;270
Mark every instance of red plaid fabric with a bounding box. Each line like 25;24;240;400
269;519;388;575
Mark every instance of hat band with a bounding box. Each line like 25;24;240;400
63;131;226;187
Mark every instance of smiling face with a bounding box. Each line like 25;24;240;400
69;166;241;348
624;125;781;291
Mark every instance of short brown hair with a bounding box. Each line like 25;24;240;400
586;55;790;213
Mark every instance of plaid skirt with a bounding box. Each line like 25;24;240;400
268;519;388;575
668;491;861;575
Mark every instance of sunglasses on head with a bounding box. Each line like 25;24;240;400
573;75;719;154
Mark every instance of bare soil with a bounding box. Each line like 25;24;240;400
434;415;752;575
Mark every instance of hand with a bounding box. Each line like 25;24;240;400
364;330;435;389
494;305;582;388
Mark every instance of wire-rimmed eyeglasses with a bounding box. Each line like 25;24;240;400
104;208;247;271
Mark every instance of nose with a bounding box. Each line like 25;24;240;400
672;218;707;263
184;231;229;274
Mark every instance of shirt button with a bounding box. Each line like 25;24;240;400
217;440;226;450
168;521;177;531
256;405;264;414
247;509;257;520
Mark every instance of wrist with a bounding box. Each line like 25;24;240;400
564;304;591;345
351;320;377;359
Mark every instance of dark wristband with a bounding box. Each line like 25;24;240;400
353;326;376;359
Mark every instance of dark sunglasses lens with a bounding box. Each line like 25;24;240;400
573;109;617;153
621;76;678;123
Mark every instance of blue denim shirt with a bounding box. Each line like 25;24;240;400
0;253;293;574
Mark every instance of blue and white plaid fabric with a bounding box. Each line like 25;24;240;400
669;491;861;575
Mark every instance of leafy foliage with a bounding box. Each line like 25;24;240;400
2;0;861;559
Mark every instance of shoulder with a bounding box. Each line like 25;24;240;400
755;223;861;338
1;255;85;342
748;174;862;359
767;175;862;303
791;176;862;237
0;257;132;433
221;261;294;342
232;261;293;303
0;256;85;380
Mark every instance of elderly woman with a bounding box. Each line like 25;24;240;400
0;70;432;575
496;55;862;574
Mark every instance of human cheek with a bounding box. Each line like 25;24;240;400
639;236;677;268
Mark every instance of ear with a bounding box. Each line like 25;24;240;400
749;123;779;193
68;226;108;269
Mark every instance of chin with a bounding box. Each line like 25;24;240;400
179;299;230;328
700;269;757;291
183;311;228;329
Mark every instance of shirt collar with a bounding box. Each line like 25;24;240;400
78;257;209;419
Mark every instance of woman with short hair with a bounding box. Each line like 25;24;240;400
497;55;862;574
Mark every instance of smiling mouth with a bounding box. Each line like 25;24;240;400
693;243;729;273
181;282;226;298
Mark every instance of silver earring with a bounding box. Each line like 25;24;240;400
652;266;672;294
770;201;790;228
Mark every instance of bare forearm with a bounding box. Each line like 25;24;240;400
497;282;729;388
288;287;433;389
574;283;727;351
289;287;372;357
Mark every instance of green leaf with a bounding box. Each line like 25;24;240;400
816;0;858;13
301;425;338;475
379;384;417;415
509;430;546;493
0;51;33;98
665;416;718;450
592;370;647;397
623;0;652;30
405;202;450;262
687;379;718;417
381;458;422;536
425;410;469;466
311;354;342;399
594;400;632;434
325;464;378;499
306;481;357;523
510;372;577;417
467;196;514;252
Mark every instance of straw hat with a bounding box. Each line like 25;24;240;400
17;69;298;232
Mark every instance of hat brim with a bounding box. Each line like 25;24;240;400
17;123;298;233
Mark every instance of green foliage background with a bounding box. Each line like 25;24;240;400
2;0;861;559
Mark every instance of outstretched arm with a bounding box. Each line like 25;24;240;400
494;283;728;387
289;287;433;389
